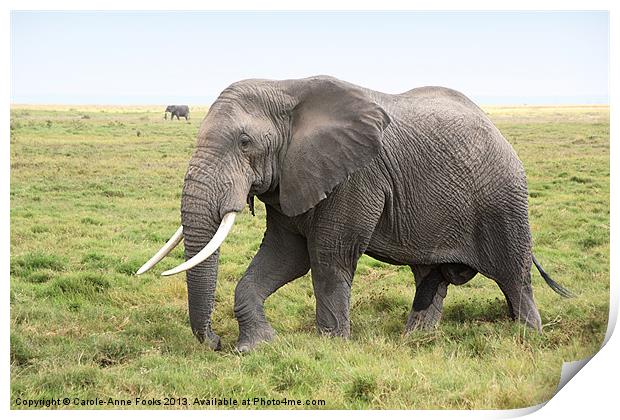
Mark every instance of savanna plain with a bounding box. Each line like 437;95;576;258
10;104;609;409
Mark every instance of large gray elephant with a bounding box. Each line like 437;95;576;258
138;76;571;352
164;105;190;120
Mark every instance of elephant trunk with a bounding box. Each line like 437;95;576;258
180;188;222;349
180;174;224;348
183;233;221;349
177;154;250;348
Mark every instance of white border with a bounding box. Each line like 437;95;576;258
3;1;616;419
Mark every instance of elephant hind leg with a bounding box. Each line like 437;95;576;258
405;263;477;332
405;265;449;332
494;276;542;331
440;263;477;286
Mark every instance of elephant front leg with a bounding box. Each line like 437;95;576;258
405;265;449;332
306;187;384;339
234;224;310;352
311;263;354;337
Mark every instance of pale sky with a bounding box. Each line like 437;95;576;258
11;11;609;105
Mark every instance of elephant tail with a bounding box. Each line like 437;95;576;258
532;255;574;298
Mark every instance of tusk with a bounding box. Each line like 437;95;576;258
136;226;183;275
161;212;237;277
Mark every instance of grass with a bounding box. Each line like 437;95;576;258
10;104;609;409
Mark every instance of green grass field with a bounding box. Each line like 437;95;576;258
10;104;609;409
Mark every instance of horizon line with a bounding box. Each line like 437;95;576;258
10;103;611;109
10;94;609;107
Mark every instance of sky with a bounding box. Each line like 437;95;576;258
10;11;609;105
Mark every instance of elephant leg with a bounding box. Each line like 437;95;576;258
234;219;310;352
405;265;449;332
309;260;355;338
494;276;542;331
307;223;379;337
306;185;385;338
405;263;478;332
441;263;477;286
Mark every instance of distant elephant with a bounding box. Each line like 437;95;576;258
164;105;190;120
138;76;571;351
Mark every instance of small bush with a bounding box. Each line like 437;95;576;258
81;252;113;270
11;332;34;366
11;252;65;277
31;225;49;234
81;216;103;226
569;175;592;184
68;300;81;312
25;270;54;284
115;259;141;276
579;235;605;250
92;335;140;367
47;272;110;297
347;374;377;402
102;189;125;198
80;272;111;292
42;366;100;391
271;357;307;391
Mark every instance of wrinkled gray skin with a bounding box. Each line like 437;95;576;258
180;75;556;352
165;105;190;120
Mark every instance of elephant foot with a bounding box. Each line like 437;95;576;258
515;310;542;332
194;329;222;351
405;305;443;332
317;323;350;338
236;323;276;353
511;299;542;332
496;281;542;332
406;275;448;333
404;289;446;333
206;334;222;351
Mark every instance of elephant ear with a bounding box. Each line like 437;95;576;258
279;78;391;217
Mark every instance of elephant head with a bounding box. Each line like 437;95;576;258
164;105;174;120
137;76;390;349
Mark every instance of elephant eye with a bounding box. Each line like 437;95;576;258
239;133;252;149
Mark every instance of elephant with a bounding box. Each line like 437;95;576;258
164;105;190;120
138;75;572;352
